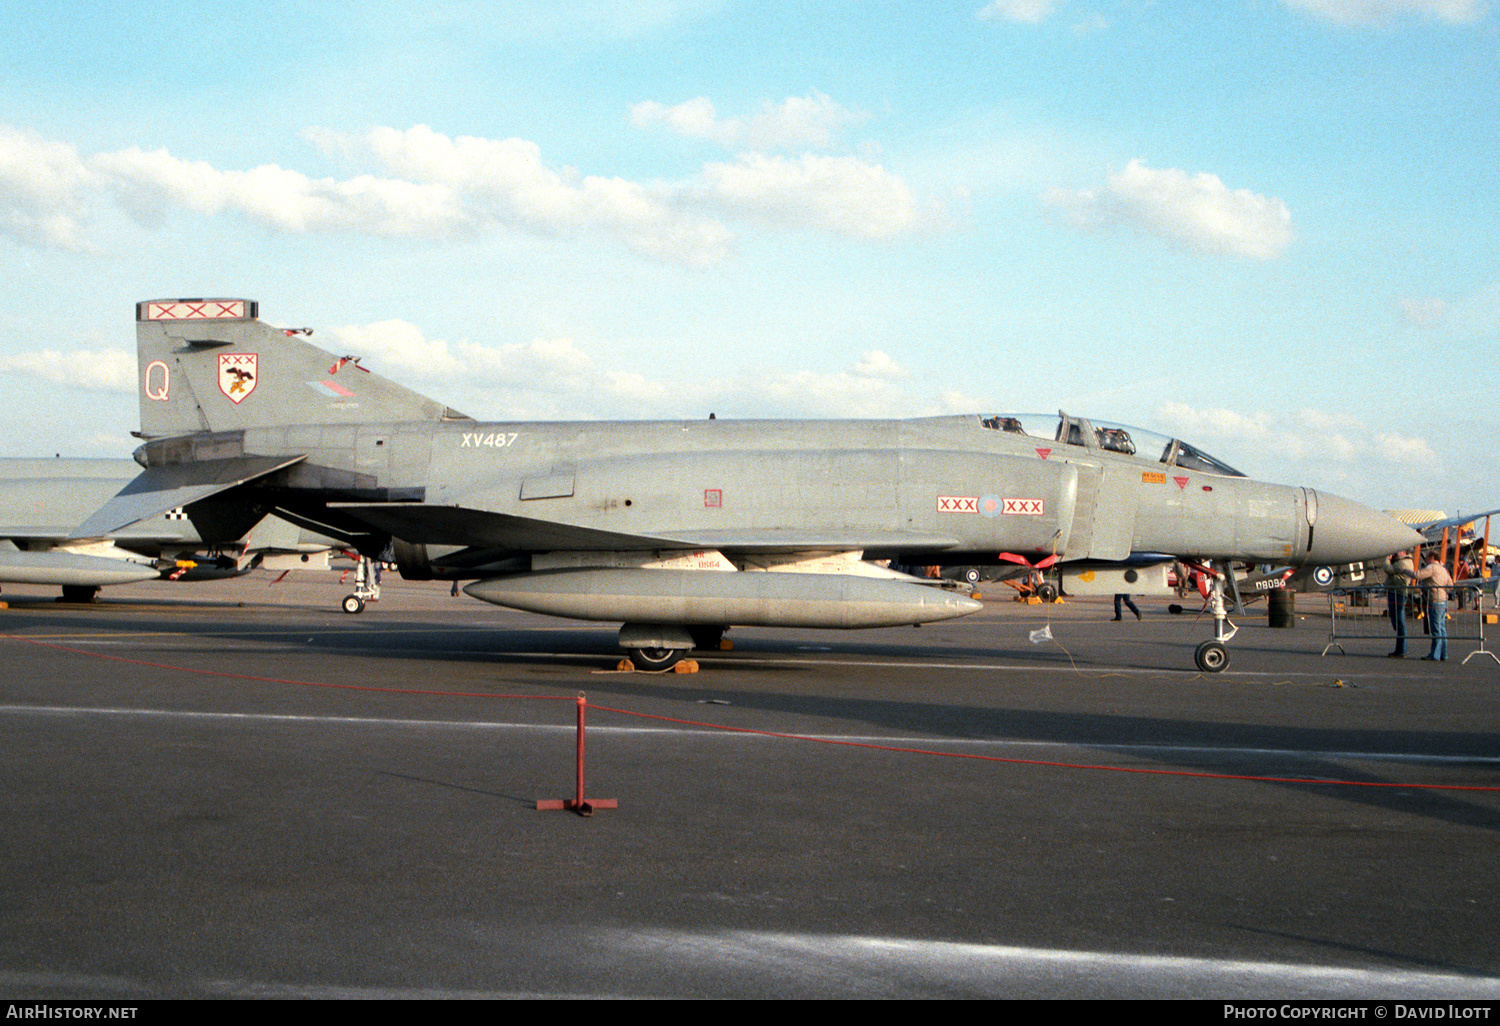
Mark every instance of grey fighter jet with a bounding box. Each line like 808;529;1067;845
0;456;329;601
92;298;1420;671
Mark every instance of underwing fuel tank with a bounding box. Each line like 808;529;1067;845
465;569;982;629
0;551;159;587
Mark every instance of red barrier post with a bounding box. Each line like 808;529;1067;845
537;693;617;816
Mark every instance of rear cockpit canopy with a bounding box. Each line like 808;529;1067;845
979;411;1245;477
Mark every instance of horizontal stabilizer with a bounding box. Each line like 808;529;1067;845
71;455;305;538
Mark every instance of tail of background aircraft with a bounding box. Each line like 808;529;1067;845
136;298;467;440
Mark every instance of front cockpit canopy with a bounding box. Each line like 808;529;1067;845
979;411;1245;477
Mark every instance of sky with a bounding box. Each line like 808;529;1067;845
0;0;1495;515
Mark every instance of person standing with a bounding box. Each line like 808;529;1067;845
1414;551;1454;661
1385;550;1413;658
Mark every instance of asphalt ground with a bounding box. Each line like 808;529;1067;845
0;573;1497;999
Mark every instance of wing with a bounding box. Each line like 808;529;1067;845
1406;507;1500;541
329;502;961;556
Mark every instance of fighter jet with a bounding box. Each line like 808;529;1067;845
0;456;330;601
88;298;1420;671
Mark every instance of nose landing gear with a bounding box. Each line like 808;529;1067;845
1189;561;1238;673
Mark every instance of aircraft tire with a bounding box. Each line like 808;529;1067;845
1194;640;1229;673
1036;582;1058;603
60;585;99;603
629;646;685;671
342;594;365;614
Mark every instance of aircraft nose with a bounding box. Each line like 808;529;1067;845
1310;493;1424;564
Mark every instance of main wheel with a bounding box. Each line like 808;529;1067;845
1036;582;1058;603
342;594;365;614
628;646;685;671
1194;640;1229;673
60;585;99;603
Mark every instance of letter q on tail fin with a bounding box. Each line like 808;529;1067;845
136;298;468;440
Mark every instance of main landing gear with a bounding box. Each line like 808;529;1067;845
619;623;729;671
341;555;380;614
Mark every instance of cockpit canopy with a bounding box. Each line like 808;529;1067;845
979;411;1245;477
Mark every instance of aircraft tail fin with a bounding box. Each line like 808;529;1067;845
136;298;469;440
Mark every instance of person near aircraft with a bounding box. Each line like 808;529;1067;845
1112;593;1141;621
1384;549;1414;658
1414;551;1454;661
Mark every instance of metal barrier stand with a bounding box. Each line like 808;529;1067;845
1323;584;1497;665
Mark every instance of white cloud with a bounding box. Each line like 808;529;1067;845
1400;296;1449;326
94;145;467;237
853;350;908;378
977;0;1060;24
3;122;936;262
1041;159;1294;260
696;152;924;238
317;124;735;265
1373;431;1440;463
0;126;99;249
0;348;134;391
327;320;592;390
631;92;867;150
1280;0;1488;25
1154;402;1443;492
322;321;951;421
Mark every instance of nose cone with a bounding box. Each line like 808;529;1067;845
1310;493;1424;564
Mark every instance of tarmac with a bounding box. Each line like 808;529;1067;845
0;572;1497;999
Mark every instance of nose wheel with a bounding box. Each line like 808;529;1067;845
1194;640;1229;672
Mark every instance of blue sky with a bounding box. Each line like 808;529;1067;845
0;0;1494;514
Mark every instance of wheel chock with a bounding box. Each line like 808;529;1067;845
673;659;700;673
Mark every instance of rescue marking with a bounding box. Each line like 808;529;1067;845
217;353;257;404
937;495;978;514
146;300;246;320
704;489;723;508
1035;447;1052;460
308;379;354;399
1173;476;1189;490
1002;498;1044;515
1141;471;1165;484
